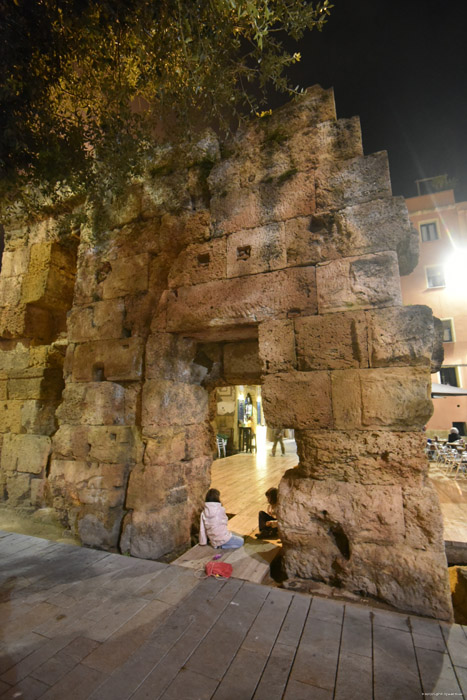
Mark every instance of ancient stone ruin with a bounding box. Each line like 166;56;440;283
0;86;453;619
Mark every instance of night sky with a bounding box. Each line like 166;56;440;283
277;0;467;200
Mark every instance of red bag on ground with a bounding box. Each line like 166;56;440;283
205;561;233;578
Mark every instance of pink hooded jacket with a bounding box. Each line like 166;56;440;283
199;501;231;548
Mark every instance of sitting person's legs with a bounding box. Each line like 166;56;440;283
220;533;244;549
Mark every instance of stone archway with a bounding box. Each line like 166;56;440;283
0;85;452;619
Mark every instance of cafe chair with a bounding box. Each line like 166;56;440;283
216;436;227;459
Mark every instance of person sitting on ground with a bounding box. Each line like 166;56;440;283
448;427;460;443
256;487;279;539
199;488;244;549
271;427;285;456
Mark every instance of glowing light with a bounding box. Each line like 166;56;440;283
445;249;467;294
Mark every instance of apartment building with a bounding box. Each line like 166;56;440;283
401;183;467;436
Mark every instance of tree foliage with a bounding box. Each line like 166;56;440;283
0;0;331;215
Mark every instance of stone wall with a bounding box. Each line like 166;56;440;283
0;86;452;618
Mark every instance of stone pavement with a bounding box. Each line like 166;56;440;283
0;531;466;700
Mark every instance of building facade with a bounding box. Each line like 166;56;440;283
401;186;467;436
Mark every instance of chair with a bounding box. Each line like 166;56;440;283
216;436;227;458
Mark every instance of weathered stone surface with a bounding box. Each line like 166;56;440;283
258;319;296;374
226;223;287;278
168;238;226;288
316;251;402;314
315;152;392;211
21;241;76;311
56;382;130;426
1;433;51;475
52;424;92;460
1;247;29;277
295;311;368;370
68;300;125;342
142;380;208;428
7;369;64;400
20;399;58;435
210;170;316;236
5;472;32;506
145;333;197;382
278;473;452;619
0;304;53;343
223;341;261;384
295;430;428;485
402;485;445;551
262;371;332;429
0;275;23;306
331;367;432;430
72;338;144;382
285;197;414;268
87;426;143;464
431;316;445;373
101;253;149;299
0;401;23;432
49;459;129;513
157;266;317;335
278;475;406;546
121;505;192;559
367;305;435;368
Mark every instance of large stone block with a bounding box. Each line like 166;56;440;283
0;275;23;306
142;380;208;428
315;152;392;211
0;401;23;432
285;196;415;270
52;424;92;460
278;472;452;619
402;485;445;551
295;429;428;485
145;332;197;382
316;251;402;314
1;247;29;277
258;319;296;374
295;311;368;370
68;300;125;342
168;238;226;288
5;472;32;506
7;368;64;400
21;241;76;311
121;504;191;559
210;170;316;237
278;476;406;547
0;304;53;343
331;367;433;430
56;382;129;425
1;433;51;475
0;380;7;400
125;461;187;511
158;266;317;336
20;400;59;435
262;371;332;429
223;341;261;384
49;459;129;511
72;338;144;382
367;305;434;368
101;253;149;299
87;426;143;464
226;223;287;278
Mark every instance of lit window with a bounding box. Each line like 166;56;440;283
426;265;445;288
441;319;454;342
420;222;439;242
440;366;459;387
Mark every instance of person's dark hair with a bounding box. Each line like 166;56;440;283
205;488;221;502
265;487;278;505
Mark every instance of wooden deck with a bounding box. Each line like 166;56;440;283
174;440;298;583
1;530;466;699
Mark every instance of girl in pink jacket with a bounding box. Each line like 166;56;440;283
199;489;244;549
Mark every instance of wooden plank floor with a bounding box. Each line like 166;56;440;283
175;440;298;583
1;531;466;700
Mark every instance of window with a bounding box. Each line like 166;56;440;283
440;366;459;387
420;222;439;242
441;319;454;342
426;265;445;288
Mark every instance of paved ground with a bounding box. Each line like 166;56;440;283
1;530;466;700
